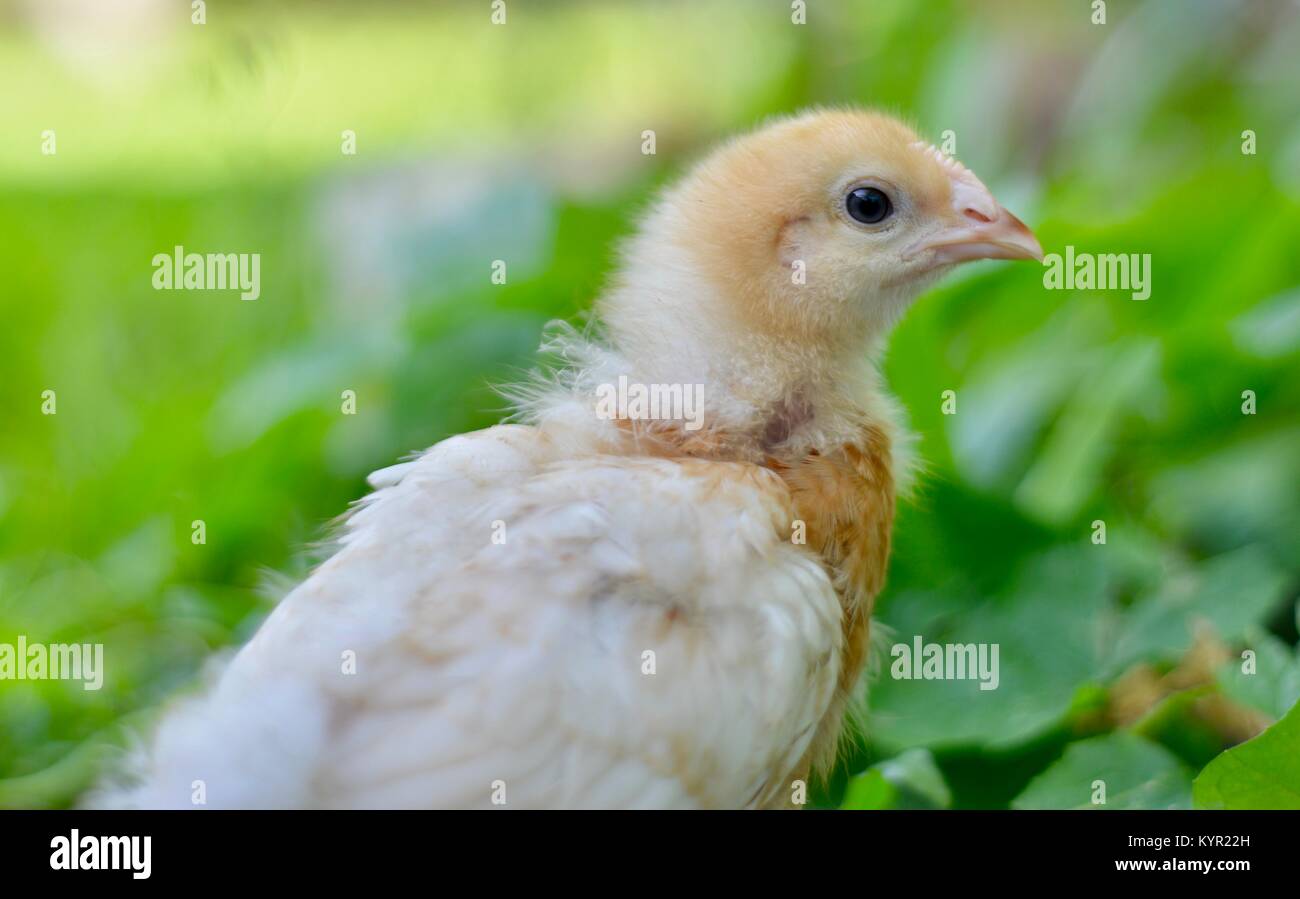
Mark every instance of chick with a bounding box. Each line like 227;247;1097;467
95;109;1040;809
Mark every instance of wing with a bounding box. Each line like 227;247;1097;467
106;425;843;809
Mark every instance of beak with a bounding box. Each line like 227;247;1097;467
904;144;1043;265
907;206;1043;265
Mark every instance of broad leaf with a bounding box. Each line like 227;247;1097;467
1194;700;1300;810
1013;733;1191;810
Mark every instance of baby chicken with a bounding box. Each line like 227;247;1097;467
96;109;1040;809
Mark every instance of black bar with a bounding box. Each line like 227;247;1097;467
2;809;1288;885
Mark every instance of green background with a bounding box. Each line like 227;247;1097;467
0;0;1297;808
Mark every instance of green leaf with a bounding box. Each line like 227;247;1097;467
1215;629;1300;720
1231;286;1300;359
870;531;1282;765
871;547;1110;751
1015;338;1161;525
1103;545;1289;677
1150;431;1300;561
1194;700;1300;810
1013;733;1192;810
946;303;1101;490
840;749;952;810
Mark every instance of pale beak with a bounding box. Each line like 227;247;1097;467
907;206;1044;265
904;143;1044;265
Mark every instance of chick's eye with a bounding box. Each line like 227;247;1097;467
846;187;893;225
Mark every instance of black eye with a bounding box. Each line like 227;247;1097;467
846;187;893;224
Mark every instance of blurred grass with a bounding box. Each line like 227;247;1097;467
0;0;1297;808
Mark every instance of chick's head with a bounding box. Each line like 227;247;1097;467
665;108;1042;342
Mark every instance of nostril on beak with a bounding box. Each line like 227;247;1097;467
963;207;994;224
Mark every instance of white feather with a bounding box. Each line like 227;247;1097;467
95;413;843;809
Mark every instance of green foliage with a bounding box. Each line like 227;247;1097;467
0;0;1297;808
1215;630;1300;721
1194;703;1300;810
1013;733;1192;810
870;548;1111;751
840;749;952;810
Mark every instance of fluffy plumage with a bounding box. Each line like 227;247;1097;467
94;109;1040;809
